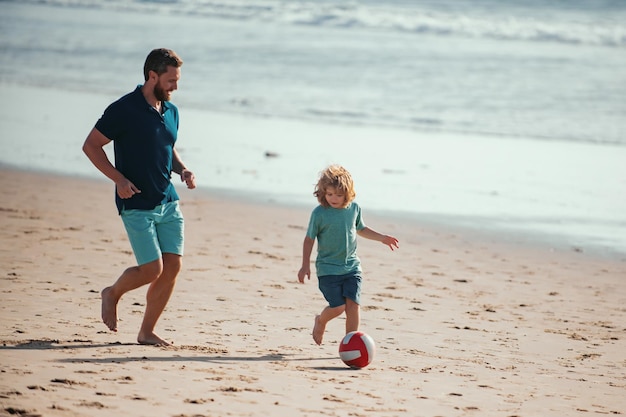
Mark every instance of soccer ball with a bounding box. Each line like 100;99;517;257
338;331;376;369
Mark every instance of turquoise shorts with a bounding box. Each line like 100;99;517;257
318;272;362;307
121;201;184;266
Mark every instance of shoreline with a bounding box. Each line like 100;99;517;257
4;161;624;263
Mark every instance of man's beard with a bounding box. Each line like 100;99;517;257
154;84;171;102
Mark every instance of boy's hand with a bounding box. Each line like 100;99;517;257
382;235;399;251
297;267;310;283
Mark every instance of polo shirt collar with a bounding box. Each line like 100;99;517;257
134;84;173;113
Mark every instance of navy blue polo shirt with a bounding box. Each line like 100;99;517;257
95;86;180;214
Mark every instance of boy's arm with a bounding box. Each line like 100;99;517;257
357;227;399;251
297;236;315;283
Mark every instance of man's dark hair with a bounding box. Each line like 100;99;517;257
143;48;183;81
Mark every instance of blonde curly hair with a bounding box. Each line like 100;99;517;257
313;165;356;208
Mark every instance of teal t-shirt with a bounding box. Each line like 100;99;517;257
306;202;366;277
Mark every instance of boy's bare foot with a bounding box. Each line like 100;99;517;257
138;332;171;346
312;315;325;345
101;287;118;332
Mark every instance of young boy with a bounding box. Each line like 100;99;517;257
297;165;399;345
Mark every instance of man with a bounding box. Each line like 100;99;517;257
82;48;195;346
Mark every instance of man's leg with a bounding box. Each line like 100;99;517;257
137;253;182;345
101;259;163;332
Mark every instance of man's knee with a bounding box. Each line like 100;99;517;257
162;253;182;276
137;258;163;280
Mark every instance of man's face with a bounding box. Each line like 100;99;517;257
153;66;180;102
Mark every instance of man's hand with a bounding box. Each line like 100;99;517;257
181;169;196;189
116;178;141;199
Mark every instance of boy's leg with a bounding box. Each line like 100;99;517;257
342;272;361;334
313;304;345;345
344;298;360;334
138;252;182;346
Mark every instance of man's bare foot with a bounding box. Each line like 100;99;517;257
138;332;171;347
312;315;325;345
101;287;118;332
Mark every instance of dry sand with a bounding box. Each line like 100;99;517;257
0;167;624;417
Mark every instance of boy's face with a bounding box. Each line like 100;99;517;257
325;187;346;208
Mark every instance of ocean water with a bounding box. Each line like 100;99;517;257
1;0;625;258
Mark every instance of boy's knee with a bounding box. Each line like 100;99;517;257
329;305;346;315
345;298;359;310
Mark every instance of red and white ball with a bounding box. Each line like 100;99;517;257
338;331;376;369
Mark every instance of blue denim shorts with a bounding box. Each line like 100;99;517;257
121;201;184;265
318;272;362;307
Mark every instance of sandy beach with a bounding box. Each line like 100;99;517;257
0;167;624;417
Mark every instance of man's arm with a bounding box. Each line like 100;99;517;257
172;147;196;189
82;127;140;198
